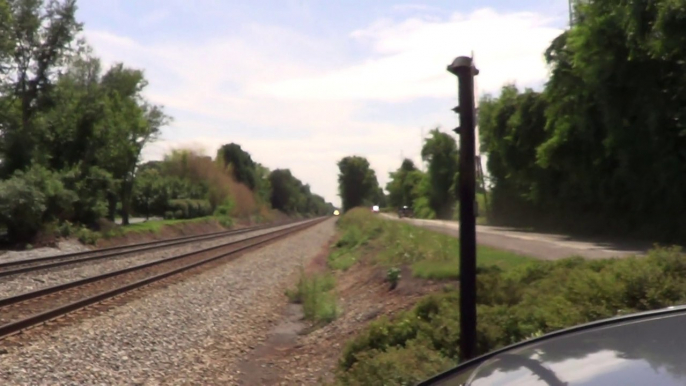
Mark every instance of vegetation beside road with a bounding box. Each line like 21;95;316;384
478;0;686;241
325;209;686;385
330;208;530;279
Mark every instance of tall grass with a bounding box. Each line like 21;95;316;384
329;208;531;279
286;271;339;324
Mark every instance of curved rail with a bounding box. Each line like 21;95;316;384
0;217;327;340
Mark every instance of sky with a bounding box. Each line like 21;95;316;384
76;0;569;207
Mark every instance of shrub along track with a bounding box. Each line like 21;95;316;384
0;220;296;278
0;217;326;340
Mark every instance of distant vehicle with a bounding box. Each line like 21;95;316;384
418;305;686;386
398;205;414;218
333;209;340;216
371;205;380;213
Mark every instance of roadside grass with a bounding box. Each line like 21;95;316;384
286;270;339;325
332;209;686;385
64;216;231;245
120;216;215;234
329;208;532;280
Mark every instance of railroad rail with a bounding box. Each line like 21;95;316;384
0;219;297;278
0;217;326;340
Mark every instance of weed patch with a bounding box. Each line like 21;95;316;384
328;208;531;279
334;246;686;384
287;271;339;325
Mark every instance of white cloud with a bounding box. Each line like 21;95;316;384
255;9;561;102
83;7;561;206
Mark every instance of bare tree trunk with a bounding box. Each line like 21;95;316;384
107;192;117;222
120;181;131;226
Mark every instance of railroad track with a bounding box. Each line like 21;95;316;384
0;217;326;340
0;219;296;278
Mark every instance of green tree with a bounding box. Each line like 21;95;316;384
421;129;459;219
217;143;257;190
269;168;300;214
477;0;686;239
386;159;422;209
337;156;380;212
253;162;272;204
0;0;82;176
98;63;171;225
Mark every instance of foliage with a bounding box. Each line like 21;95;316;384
287;271;339;324
421;128;459;219
479;0;686;240
269;168;333;216
76;227;100;245
386;159;423;209
386;267;402;290
330;208;530;279
216;143;257;190
167;199;212;219
0;0;82;176
337;156;381;212
336;246;686;384
0;172;47;241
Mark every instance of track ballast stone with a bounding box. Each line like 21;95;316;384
0;223;297;298
0;219;336;386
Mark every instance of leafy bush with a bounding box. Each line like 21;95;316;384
168;199;212;219
76;227;101;245
217;216;234;228
336;338;454;386
57;221;76;238
336;246;686;382
164;211;174;220
0;176;47;241
386;267;402;290
213;198;235;217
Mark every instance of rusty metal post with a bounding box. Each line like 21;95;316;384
447;56;479;361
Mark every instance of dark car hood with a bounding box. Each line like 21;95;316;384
420;306;686;386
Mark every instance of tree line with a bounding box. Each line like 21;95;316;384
337;128;460;219
479;0;686;240
133;144;334;223
0;0;333;243
340;0;686;240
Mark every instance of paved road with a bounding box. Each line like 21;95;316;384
381;214;650;260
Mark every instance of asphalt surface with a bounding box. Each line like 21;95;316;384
381;214;649;260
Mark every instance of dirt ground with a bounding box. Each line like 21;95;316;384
237;239;452;385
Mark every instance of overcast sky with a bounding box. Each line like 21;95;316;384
77;0;568;207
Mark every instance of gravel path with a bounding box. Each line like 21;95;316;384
0;223;298;299
0;218;336;385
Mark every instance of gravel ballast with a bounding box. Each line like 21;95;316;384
0;218;336;385
0;240;92;264
0;223;298;299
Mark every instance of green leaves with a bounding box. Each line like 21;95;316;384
337;156;382;212
421;129;459;219
479;0;686;239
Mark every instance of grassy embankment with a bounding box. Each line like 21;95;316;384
291;208;686;385
286;208;531;343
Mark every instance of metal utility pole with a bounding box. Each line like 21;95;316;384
447;56;479;361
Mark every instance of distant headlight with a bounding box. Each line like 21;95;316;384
372;205;380;212
333;210;340;216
